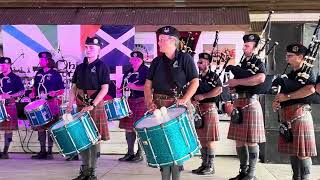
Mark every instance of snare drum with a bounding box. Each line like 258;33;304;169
0;100;8;123
104;97;131;121
24;99;53;129
134;106;200;167
50;112;100;156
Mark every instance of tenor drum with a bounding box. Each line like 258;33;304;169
50;112;100;157
24;99;53;129
104;97;131;121
134;106;200;167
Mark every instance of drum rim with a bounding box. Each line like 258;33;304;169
104;96;126;104
51;111;89;130
134;111;188;130
24;100;48;113
133;106;187;129
146;146;200;167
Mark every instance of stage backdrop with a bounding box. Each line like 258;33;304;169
2;25;135;97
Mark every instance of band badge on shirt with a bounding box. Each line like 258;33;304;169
173;61;179;68
46;74;52;81
91;66;96;73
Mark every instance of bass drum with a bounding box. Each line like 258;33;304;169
16;90;32;120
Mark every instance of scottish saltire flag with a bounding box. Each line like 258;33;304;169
81;25;135;97
97;25;135;67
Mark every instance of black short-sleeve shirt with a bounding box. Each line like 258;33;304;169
235;55;266;93
280;68;316;107
147;50;199;95
34;69;64;96
194;69;222;103
122;64;148;98
0;72;24;94
72;58;110;90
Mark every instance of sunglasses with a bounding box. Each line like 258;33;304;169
197;61;204;64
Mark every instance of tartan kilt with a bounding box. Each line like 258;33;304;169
278;104;317;157
76;90;110;141
0;102;18;131
119;97;146;131
153;94;195;121
227;98;266;143
195;103;220;145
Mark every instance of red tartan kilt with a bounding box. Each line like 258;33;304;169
278;104;317;157
153;94;195;121
119;97;146;131
195;103;220;145
227;98;266;143
76;90;110;141
0;103;18;131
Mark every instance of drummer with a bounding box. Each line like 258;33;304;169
67;36;110;180
29;51;64;160
118;51;148;162
144;26;199;180
0;57;25;159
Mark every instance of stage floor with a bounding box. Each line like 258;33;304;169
0;153;319;180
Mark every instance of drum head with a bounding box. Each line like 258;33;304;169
135;107;186;129
24;99;46;111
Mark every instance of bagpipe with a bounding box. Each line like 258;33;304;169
225;11;278;94
272;18;320;103
180;32;197;57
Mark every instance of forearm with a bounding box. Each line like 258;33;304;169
10;90;25;98
237;73;265;86
182;78;199;101
130;84;144;91
203;86;222;99
68;84;77;104
92;85;109;106
287;85;315;100
144;80;153;104
316;84;320;94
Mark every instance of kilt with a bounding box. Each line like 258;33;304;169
76;90;110;141
153;94;195;121
278;104;317;157
0;99;18;131
195;103;219;146
227;97;266;143
119;97;146;131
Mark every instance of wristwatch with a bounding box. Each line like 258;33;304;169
287;94;291;99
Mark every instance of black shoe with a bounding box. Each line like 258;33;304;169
0;153;9;159
197;166;215;175
87;175;97;180
47;153;54;160
66;154;79;161
229;172;247;180
72;165;89;180
131;154;143;162
242;175;257;180
31;152;47;160
118;154;135;161
191;165;206;174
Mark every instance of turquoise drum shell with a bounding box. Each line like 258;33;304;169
134;107;200;168
24;100;53;128
0;101;8;123
104;97;131;121
50;112;100;157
